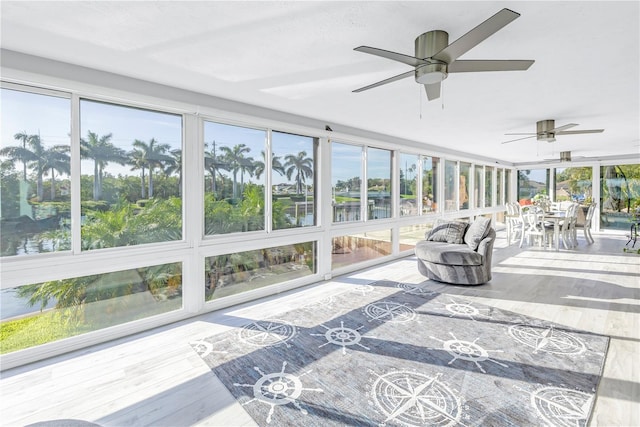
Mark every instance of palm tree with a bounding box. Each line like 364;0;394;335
165;148;183;196
132;138;172;198
0;133;67;201
129;145;147;198
80;131;126;200
204;141;228;196
42;145;71;200
284;151;314;194
220;144;253;199
0;139;35;184
13;131;30;181
253;150;285;180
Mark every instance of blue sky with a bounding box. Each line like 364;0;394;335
2;87;391;187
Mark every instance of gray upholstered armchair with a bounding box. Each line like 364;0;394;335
415;218;496;285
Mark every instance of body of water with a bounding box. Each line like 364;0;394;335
1;288;55;320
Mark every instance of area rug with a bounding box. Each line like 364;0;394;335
191;280;609;427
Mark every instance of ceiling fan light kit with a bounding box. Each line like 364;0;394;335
353;8;535;101
414;31;449;84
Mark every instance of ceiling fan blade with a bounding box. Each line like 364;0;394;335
353;70;414;93
549;123;578;132
424;82;441;100
448;59;534;73
555;129;605;135
504;132;536;136
354;46;427;67
432;8;520;64
501;135;536;144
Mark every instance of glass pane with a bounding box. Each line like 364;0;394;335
485;166;494;207
474;165;483;209
399;223;433;250
399;153;419;216
518;168;549;205
203;121;266;234
444;160;457;211
205;242;316;300
505;169;512;204
1;262;182;354
421;156;438;213
272;131;316;229
497;169;504;205
555;166;592;203
79;100;182;249
332;142;362;223
1;87;71;257
600;164;640;231
460;162;470;210
367;147;391;220
332;229;391;270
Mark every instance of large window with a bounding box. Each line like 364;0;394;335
1;87;71;257
444;160;457;211
367;147;392;220
474;165;483;209
203;121;266;234
555;166;592;202
422;156;438;213
505;169;512;204
205;242;316;301
272;131;317;229
399;153;419;216
497;168;504;206
332;142;362;223
80;100;183;249
332;229;391;270
485;166;494;207
600;164;640;231
1;262;182;354
518;168;549;205
460;162;470;210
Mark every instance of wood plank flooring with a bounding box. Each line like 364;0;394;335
1;230;639;426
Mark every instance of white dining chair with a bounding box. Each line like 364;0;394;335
520;205;553;249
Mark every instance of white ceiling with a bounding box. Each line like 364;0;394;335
1;1;639;164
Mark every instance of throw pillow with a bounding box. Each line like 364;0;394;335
464;216;492;250
426;219;468;244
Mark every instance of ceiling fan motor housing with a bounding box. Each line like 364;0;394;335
537;119;556;142
415;30;449;84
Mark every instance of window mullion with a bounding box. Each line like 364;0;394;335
70;93;82;254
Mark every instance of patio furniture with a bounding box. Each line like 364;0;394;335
560;202;579;249
625;207;640;248
415;217;495;285
506;202;523;245
576;202;597;244
520;205;554;249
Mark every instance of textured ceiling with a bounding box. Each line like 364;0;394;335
1;1;639;164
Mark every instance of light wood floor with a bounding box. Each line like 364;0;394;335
1;230;639;426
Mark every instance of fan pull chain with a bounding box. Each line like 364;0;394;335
419;86;423;119
441;83;445;110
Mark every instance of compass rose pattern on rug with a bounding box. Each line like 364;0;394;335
363;300;417;323
514;384;594;427
238;319;298;348
508;324;587;355
192;280;609;427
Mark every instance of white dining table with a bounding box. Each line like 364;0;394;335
543;211;566;251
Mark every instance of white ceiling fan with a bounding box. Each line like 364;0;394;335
503;119;604;144
352;8;535;101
